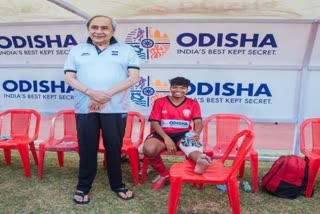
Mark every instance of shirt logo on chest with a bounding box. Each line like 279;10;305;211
183;109;191;117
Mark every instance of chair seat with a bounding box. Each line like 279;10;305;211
42;140;78;151
0;139;28;148
121;143;139;150
171;160;230;183
160;150;185;157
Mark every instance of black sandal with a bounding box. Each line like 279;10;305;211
73;191;90;205
114;187;134;200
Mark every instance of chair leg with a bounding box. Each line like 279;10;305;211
126;148;140;186
4;149;11;165
239;160;245;178
168;176;183;214
18;144;31;178
305;159;320;198
140;158;149;184
38;145;45;180
227;179;241;214
29;141;38;165
250;153;259;193
57;151;64;167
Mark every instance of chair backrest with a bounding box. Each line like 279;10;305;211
203;114;254;152
0;109;41;139
300;118;320;154
123;111;146;147
220;130;255;178
48;110;77;142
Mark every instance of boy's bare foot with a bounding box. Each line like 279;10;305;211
194;154;212;174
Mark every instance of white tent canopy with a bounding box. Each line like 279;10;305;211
0;0;319;24
0;0;319;157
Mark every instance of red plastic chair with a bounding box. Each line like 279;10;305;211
140;123;187;184
300;118;320;197
0;109;41;178
202;114;258;193
38;110;78;180
168;130;255;214
98;111;145;186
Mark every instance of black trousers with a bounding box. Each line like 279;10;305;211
75;113;127;194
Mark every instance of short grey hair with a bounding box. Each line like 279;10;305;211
86;15;117;31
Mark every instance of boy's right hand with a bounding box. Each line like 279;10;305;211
164;136;177;154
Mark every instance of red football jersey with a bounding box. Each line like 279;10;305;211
149;96;202;133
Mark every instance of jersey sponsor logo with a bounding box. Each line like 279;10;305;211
161;119;190;129
125;27;170;60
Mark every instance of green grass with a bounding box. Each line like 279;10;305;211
1;151;320;214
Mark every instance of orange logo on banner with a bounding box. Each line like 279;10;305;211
130;76;170;107
125;27;170;60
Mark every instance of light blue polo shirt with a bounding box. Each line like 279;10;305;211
64;37;140;114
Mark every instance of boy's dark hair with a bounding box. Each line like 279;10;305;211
169;77;190;87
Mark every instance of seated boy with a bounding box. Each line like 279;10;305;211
143;76;212;190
